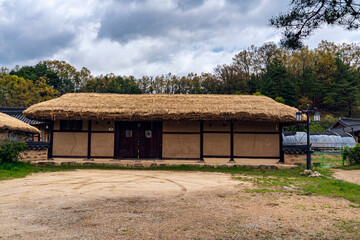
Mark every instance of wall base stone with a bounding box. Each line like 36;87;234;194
284;153;306;166
21;149;48;161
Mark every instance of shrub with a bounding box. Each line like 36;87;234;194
274;96;285;104
253;91;264;96
0;141;27;164
342;144;360;166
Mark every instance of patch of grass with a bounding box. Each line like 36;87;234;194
0;161;44;180
303;178;360;203
0;161;131;181
335;165;360;170
183;227;190;231
333;219;360;234
294;204;307;211
233;167;360;204
349;204;360;208
244;188;287;193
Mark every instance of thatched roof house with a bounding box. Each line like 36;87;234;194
24;94;302;163
0;112;40;135
24;93;302;123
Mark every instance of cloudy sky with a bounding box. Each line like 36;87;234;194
0;0;359;77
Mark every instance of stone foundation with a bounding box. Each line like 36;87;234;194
21;149;48;161
284;153;306;166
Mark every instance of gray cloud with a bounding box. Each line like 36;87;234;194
177;0;204;10
97;0;269;42
226;0;263;13
96;0;282;68
0;0;88;64
98;1;224;43
0;25;75;63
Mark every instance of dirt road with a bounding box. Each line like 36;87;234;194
0;170;359;239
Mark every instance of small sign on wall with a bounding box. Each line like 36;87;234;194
145;130;152;138
125;130;132;137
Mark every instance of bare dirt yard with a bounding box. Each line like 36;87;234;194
0;169;359;239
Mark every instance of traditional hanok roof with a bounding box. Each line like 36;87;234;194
333;118;360;127
0;107;43;125
331;118;360;134
0;112;40;134
23;93;305;123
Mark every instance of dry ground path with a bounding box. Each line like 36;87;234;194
0;169;359;239
332;169;360;185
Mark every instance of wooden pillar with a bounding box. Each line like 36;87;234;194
229;121;234;162
159;121;163;159
114;121;119;159
87;120;92;159
48;122;53;159
279;123;284;163
200;121;204;161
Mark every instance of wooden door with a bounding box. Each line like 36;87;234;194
117;121;161;158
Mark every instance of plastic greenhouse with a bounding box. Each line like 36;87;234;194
283;132;356;151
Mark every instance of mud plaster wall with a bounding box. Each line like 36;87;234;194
203;133;230;156
234;134;279;157
91;133;114;157
162;134;200;158
162;121;200;158
53;132;87;156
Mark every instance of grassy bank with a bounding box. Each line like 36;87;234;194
335;165;360;170
1;162;359;204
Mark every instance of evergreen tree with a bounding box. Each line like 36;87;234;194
280;77;296;106
330;58;359;117
299;67;320;105
261;59;288;99
270;0;360;49
247;74;262;94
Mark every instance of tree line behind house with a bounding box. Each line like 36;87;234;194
1;40;360;121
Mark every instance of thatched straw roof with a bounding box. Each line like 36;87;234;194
0;112;40;134
23;93;305;123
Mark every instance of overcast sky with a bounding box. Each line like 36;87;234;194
0;0;359;77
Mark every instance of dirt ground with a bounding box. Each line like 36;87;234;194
0;170;359;240
332;169;360;185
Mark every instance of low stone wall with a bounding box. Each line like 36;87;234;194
21;149;48;161
33;159;296;169
284;153;306;165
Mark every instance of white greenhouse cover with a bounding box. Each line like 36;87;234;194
283;132;356;149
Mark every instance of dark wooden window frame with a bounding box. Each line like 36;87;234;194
60;120;83;132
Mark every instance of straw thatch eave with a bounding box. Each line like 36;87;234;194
23;93;306;123
0;112;40;134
